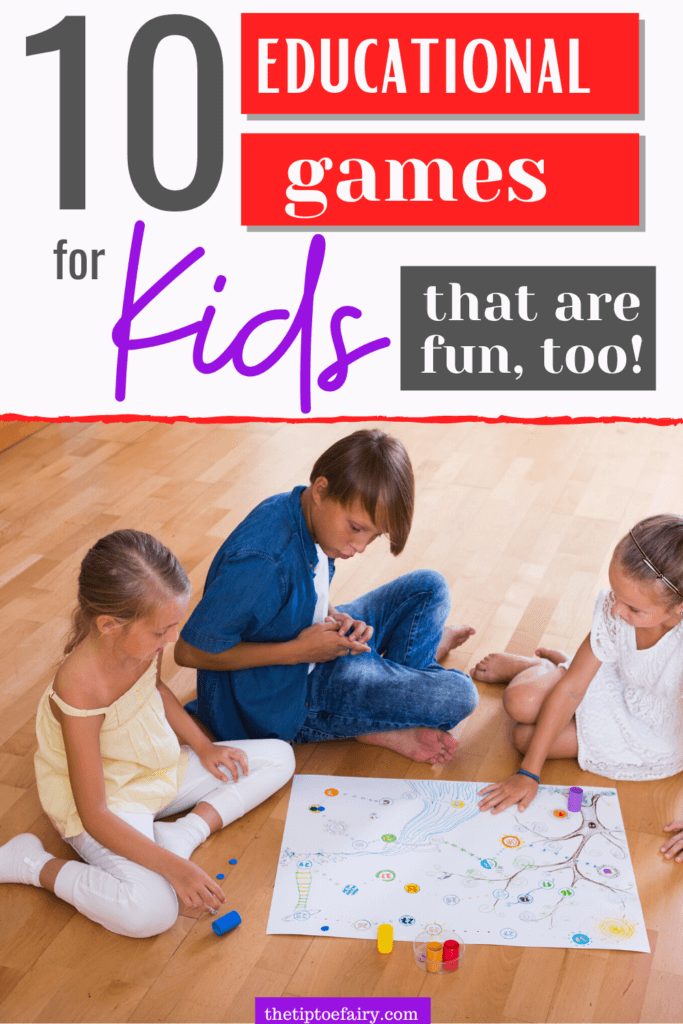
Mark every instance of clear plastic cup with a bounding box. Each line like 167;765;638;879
413;930;465;974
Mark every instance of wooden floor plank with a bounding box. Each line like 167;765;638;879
503;947;565;1021
590;930;658;1023
1;421;683;1022
639;970;683;1024
0;961;77;1024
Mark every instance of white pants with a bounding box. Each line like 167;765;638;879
53;739;295;938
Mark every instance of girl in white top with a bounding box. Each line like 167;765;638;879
0;530;294;937
473;514;683;864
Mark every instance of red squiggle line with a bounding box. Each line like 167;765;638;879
1;415;682;427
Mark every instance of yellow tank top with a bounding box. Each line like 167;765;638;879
34;659;189;838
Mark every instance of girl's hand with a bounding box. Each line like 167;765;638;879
199;743;248;783
661;820;683;862
165;858;226;912
478;774;538;814
327;612;374;653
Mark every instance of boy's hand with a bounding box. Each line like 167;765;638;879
199;743;248;782
165;858;226;912
294;620;370;662
478;774;538;814
661;820;683;862
327;611;373;653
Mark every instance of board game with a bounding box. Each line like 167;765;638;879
267;775;649;952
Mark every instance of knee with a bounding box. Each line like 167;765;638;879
116;879;178;938
408;569;451;612
422;569;450;604
255;739;296;788
462;674;479;717
512;723;534;755
271;740;296;786
434;671;479;728
502;683;540;724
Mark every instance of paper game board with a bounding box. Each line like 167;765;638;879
267;776;649;952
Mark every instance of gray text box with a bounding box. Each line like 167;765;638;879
401;266;655;391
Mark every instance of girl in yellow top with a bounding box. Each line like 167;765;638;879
0;530;295;937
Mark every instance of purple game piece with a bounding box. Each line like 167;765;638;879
568;786;583;812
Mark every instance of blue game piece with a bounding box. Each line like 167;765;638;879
212;910;241;936
229;858;238;865
321;926;330;931
216;873;225;879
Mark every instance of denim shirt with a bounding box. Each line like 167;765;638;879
182;486;335;741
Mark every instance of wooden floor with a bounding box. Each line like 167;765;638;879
1;420;682;1024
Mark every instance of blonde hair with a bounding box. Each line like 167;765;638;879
64;530;190;654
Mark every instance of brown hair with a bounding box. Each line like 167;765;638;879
309;429;414;555
64;530;190;654
614;514;683;607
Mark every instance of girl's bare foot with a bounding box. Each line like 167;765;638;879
473;651;540;684
473;652;542;683
357;727;458;765
473;648;569;683
436;625;476;663
534;647;569;666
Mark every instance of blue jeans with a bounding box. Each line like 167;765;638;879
293;570;478;743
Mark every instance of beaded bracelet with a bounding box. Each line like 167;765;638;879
517;768;540;784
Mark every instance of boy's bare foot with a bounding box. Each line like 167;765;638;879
357;727;458;765
472;648;569;683
436;625;476;663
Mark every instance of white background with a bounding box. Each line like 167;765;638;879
1;1;679;420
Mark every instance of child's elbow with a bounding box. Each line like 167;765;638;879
77;801;110;840
173;637;194;668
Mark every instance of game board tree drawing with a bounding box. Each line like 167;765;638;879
268;777;649;952
461;791;639;940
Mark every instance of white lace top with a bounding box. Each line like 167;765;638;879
574;589;683;780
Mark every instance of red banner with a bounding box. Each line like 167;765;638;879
241;133;640;227
242;13;639;115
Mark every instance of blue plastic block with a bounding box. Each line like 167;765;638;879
212;910;241;936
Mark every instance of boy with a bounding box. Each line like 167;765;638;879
175;429;478;764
